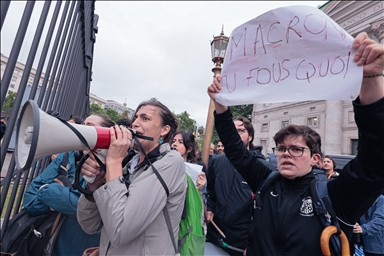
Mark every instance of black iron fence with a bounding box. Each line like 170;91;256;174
0;0;98;237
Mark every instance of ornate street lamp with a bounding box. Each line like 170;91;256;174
202;26;229;167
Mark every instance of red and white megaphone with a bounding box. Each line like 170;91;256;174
15;100;112;175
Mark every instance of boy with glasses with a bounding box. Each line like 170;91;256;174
207;32;384;255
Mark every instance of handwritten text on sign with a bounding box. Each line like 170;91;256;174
217;6;363;106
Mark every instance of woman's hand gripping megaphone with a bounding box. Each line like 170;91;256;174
81;125;134;188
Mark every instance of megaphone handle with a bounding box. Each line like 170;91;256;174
74;152;106;196
83;150;107;183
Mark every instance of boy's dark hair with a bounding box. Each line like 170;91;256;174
234;116;254;149
273;124;322;156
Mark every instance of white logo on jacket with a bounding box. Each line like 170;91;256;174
300;196;314;216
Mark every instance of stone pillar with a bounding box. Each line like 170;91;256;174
371;20;384;43
323;100;343;155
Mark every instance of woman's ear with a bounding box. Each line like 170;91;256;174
160;125;170;137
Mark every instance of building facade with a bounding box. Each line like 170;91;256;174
1;53;46;95
1;53;134;118
89;93;107;108
104;100;135;118
252;1;384;156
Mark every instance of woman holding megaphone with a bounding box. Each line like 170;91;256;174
77;99;187;256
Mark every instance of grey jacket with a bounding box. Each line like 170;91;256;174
77;143;187;255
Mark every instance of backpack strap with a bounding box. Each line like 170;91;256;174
133;136;178;254
54;152;73;188
247;171;280;248
310;179;342;254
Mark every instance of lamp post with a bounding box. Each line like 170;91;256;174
201;26;229;167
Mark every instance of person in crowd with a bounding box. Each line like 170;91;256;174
23;114;113;256
171;131;207;226
0;116;7;140
206;116;272;256
217;140;225;155
172;131;207;190
172;131;207;173
208;143;218;166
323;155;340;179
353;195;384;256
116;117;131;128
206;32;384;255
77;99;187;255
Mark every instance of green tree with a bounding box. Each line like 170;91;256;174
3;91;17;110
90;103;106;115
230;104;253;121
105;108;121;122
175;111;196;133
197;126;205;137
121;110;129;119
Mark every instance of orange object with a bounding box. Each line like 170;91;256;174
320;226;350;256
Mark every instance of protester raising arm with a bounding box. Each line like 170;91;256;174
353;32;384;104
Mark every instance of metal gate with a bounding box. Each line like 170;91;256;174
0;0;98;237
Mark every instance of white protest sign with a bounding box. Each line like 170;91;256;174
184;162;203;184
217;5;363;106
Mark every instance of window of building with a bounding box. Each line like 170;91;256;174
307;117;318;127
260;139;267;155
284;111;288;115
348;111;355;123
11;76;17;81
310;107;316;111
13;70;19;75
281;120;290;128
351;139;358;155
261;123;268;131
10;84;15;88
264;115;268;118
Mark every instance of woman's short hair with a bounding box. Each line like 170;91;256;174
174;131;197;162
273;124;322;156
134;99;178;144
92;114;115;128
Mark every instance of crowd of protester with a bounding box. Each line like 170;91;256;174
12;31;383;256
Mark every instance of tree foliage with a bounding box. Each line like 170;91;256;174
3;91;16;109
230;104;253;121
105;108;121;122
90;103;106;115
175;111;196;133
197;126;205;137
121;110;129;119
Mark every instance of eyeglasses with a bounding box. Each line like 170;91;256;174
236;128;247;134
272;146;311;157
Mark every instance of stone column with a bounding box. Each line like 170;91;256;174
371;20;384;43
323;100;343;155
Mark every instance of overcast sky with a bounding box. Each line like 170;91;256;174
2;1;326;126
